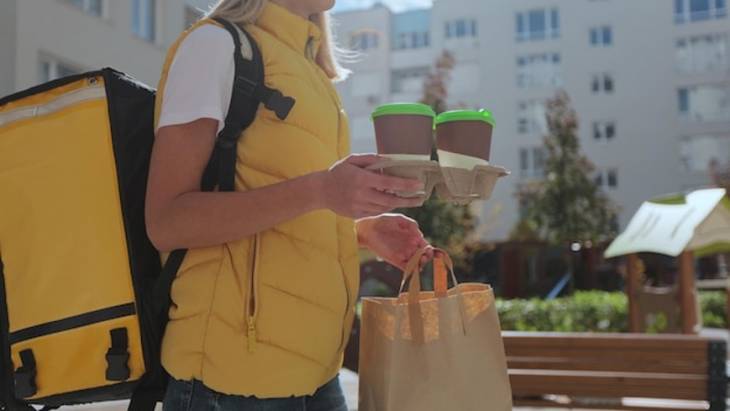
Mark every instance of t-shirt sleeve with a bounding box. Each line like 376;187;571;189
157;24;235;134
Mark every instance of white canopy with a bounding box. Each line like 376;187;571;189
604;188;730;258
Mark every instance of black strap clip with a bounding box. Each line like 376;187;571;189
262;89;295;121
14;349;38;399
105;328;131;382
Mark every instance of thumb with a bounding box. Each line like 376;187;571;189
345;154;383;168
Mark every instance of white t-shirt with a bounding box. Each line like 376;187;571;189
157;25;239;135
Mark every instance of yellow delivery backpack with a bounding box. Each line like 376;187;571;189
0;19;294;411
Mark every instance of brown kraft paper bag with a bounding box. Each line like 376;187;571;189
358;248;513;411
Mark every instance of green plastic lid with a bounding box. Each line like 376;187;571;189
371;103;436;120
435;109;496;127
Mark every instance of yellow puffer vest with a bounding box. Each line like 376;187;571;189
154;4;360;397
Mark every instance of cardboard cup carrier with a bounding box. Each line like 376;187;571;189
369;105;509;205
434;109;508;204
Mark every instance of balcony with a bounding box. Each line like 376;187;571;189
675;8;727;24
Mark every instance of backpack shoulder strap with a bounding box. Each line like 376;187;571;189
201;17;295;192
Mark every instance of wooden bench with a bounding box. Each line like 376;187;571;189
504;332;727;411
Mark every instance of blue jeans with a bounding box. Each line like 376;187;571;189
162;376;349;411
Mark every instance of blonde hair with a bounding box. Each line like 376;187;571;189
206;0;350;81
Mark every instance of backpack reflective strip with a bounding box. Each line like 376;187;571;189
0;84;105;127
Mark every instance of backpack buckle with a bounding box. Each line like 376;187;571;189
105;351;131;381
263;90;295;121
14;350;38;398
105;328;130;381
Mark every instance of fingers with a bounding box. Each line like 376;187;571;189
344;154;383;168
365;189;425;210
366;172;424;193
418;245;435;271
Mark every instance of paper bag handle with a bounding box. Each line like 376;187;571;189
398;247;459;302
396;247;469;344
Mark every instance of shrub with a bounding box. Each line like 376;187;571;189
699;291;727;328
497;291;727;332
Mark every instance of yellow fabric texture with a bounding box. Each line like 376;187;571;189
155;4;360;397
0;75;145;398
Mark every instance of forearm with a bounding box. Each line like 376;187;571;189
148;171;326;252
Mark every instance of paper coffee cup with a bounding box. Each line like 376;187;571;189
435;109;495;162
372;103;435;157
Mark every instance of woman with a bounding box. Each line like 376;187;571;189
146;0;435;409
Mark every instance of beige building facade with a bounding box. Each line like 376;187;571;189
0;0;209;96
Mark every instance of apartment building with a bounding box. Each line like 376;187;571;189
334;0;730;240
0;0;210;96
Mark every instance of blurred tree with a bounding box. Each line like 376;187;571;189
710;158;730;196
512;91;618;245
420;50;454;114
397;50;476;265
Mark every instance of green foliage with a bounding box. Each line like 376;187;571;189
699;291;727;328
512;91;618;245
497;291;628;332
497;291;727;332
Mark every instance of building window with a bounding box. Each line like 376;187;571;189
593;121;616;141
517;52;562;89
678;84;730;121
518;101;547;134
595;169;619;189
40;57;81;82
445;19;477;39
391;67;429;94
590;26;613;46
675;0;727;23
132;0;157;43
396;32;430;50
519;147;546;178
607;169;618;188
591;73;614;94
67;0;104;17
680;135;730;171
675;33;730;73
516;8;560;42
350;30;380;51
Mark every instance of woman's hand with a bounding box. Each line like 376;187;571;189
321;154;425;219
356;214;435;271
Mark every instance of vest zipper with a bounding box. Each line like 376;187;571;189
246;233;261;353
336;260;351;355
305;36;316;61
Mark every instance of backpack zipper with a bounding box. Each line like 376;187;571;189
246;233;261;352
